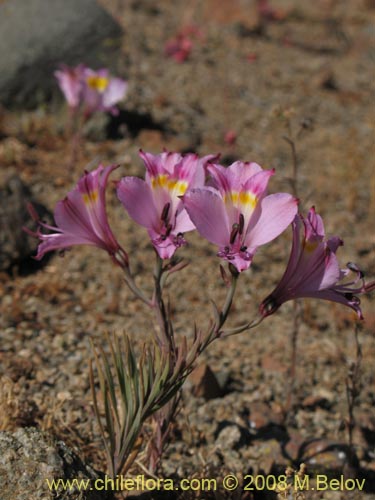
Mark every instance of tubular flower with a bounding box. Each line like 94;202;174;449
27;165;128;268
117;150;218;259
259;207;373;319
82;67;128;116
183;161;298;271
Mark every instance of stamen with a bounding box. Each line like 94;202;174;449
230;223;239;244
347;262;364;278
238;213;244;235
161;202;171;222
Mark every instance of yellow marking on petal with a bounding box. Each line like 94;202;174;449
239;191;257;208
168;179;188;196
224;191;257;208
224;192;239;204
304;240;319;253
83;190;99;205
151;176;188;196
151;174;168;189
86;75;109;92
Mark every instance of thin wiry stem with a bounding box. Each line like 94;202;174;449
123;266;153;307
284;299;302;423
345;322;362;467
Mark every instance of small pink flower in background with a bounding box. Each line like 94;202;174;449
259;207;373;319
183;161;298;272
26;165;128;268
54;64;86;109
165;35;193;63
164;25;203;63
246;53;258;63
117;150;218;259
55;64;127;116
224;130;237;146
83;68;128;116
257;0;286;21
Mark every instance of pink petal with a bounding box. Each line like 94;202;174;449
245;193;298;247
140;150;175;178
174;208;196;233
151;237;177;259
243;169;274;199
207;163;231;192
317;251;341;290
230;252;255;272
117;177;159;229
305;206;325;241
54;198;98;242
35;233;93;260
183;188;230;246
208;161;263;192
103;78;128;108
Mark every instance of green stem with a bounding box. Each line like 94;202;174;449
152;253;175;354
123;266;153;307
219;271;239;328
220;314;264;337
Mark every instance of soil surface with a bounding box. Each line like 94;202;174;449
0;1;374;499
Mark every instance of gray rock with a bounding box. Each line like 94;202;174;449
0;0;123;108
0;170;49;273
0;427;113;500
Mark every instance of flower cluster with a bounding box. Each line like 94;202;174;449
28;152;373;320
55;64;128;116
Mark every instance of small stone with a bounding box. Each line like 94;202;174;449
215;424;246;450
284;430;305;461
261;354;287;373
302;390;333;410
0;427;112;500
0;170;51;273
248;402;284;431
248;439;286;475
189;363;222;400
302;439;352;472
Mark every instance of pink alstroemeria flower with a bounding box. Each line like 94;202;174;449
55;64;86;109
55;64;127;115
183;161;298;272
27;165;128;268
117;150;218;259
259;207;374;319
83;68;128;116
